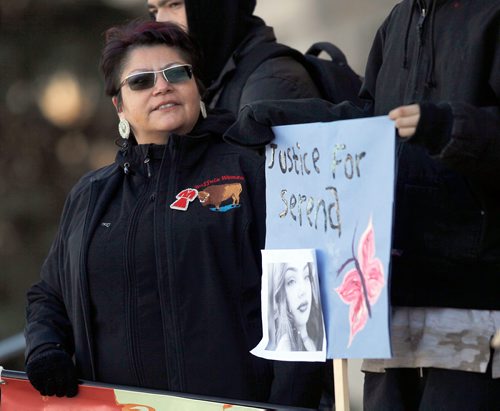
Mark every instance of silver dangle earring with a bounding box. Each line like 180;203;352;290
118;119;130;140
200;100;207;119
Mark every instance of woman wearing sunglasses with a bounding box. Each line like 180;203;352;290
22;20;322;408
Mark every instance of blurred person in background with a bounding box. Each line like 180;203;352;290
224;0;500;409
23;20;323;408
146;0;321;115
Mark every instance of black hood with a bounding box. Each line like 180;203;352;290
185;0;265;87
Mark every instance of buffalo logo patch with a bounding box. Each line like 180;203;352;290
198;183;242;212
171;176;245;213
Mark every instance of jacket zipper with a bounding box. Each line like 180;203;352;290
144;157;152;178
395;7;428;252
124;150;154;386
410;6;427;102
417;8;427;44
161;138;185;390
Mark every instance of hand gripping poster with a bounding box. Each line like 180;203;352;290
255;116;395;360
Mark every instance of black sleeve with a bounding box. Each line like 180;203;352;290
240;56;322;111
25;190;76;362
224;98;369;149
408;102;500;181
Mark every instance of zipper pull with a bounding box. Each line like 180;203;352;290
123;162;130;175
144;157;151;178
417;8;426;43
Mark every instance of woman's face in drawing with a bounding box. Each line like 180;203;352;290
284;263;312;327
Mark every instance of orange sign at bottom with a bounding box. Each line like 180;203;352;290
0;369;265;411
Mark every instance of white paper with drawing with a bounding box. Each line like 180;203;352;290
252;248;327;362
262;117;395;359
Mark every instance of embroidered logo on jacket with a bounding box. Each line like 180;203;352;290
171;176;245;213
198;183;243;212
170;188;199;211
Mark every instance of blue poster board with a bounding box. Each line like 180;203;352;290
265;116;395;359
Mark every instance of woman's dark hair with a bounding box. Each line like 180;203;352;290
100;20;203;98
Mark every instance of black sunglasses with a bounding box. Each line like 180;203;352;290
119;64;193;91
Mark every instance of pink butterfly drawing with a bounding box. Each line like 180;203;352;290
335;217;385;347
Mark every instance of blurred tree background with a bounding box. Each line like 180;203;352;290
0;0;396;388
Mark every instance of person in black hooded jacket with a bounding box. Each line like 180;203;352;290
146;0;321;115
224;0;500;409
23;20;324;408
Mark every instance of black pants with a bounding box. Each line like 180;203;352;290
364;365;500;411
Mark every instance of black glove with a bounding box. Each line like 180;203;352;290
409;102;453;155
26;348;79;397
224;98;353;149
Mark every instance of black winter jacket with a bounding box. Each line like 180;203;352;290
182;0;320;115
25;112;323;407
205;25;321;115
225;0;500;310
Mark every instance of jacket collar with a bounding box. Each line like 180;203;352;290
416;0;448;10
115;110;236;172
